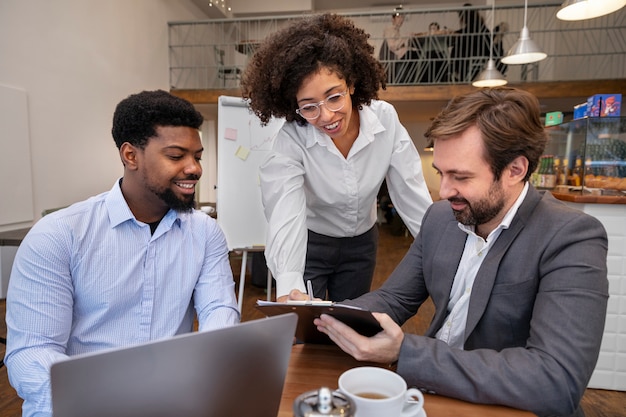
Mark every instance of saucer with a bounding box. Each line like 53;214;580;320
408;405;427;417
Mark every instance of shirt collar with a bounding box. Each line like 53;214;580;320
105;178;181;230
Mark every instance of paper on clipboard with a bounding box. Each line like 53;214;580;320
255;300;383;344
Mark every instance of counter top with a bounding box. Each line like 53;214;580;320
550;190;626;204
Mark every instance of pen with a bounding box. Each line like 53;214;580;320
307;280;313;301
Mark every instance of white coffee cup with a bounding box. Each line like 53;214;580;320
338;366;424;417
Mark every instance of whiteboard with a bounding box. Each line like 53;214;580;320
216;96;284;250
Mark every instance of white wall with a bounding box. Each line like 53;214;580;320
0;85;34;226
0;0;209;232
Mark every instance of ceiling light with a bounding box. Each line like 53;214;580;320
473;59;508;87
473;1;508;87
501;0;547;65
556;0;626;20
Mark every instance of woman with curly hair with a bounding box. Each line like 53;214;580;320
240;13;432;302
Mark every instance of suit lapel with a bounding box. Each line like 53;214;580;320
464;222;522;338
427;219;467;336
463;187;542;342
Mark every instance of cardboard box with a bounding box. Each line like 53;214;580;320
545;111;563;126
573;103;587;119
587;94;622;117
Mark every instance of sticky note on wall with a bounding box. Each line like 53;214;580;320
235;145;250;161
225;127;238;140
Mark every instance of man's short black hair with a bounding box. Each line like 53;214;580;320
111;90;203;149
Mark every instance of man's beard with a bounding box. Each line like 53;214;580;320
450;180;505;226
146;175;198;213
156;187;196;213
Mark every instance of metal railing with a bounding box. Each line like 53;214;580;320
168;4;626;90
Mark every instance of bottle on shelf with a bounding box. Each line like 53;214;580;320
534;155;546;188
553;156;562;186
544;155;557;189
557;157;569;186
569;156;583;187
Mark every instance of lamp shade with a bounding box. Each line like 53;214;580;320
557;0;626;20
472;59;508;87
500;26;547;65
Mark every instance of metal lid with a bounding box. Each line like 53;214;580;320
293;387;355;417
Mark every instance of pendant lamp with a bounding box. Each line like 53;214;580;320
473;60;508;87
473;1;508;87
557;0;626;21
501;0;547;65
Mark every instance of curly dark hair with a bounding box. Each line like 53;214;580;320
111;90;203;149
240;13;387;126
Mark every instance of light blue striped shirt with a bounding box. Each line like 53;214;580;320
5;179;240;417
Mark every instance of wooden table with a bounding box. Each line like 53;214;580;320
278;344;536;417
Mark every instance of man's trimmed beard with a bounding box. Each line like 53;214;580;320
450;179;505;226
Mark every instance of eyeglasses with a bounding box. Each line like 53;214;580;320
295;90;349;120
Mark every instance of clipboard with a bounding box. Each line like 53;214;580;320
256;300;383;344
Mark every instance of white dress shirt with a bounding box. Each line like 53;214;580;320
259;100;432;297
436;182;529;348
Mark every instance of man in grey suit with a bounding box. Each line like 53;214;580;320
296;87;609;417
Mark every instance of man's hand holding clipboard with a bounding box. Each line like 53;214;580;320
255;288;383;345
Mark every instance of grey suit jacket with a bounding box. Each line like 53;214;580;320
351;186;608;417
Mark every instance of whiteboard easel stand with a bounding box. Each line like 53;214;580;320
235;247;272;312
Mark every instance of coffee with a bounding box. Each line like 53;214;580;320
355;392;388;400
339;367;424;417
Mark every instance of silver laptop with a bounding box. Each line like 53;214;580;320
51;313;297;417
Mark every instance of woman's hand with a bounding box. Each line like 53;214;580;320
277;289;317;303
